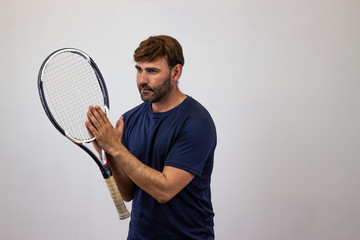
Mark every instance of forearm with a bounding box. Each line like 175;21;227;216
112;145;186;204
106;154;135;202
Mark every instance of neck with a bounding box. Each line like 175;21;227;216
151;88;187;113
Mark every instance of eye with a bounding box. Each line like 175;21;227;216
147;68;159;74
135;66;142;73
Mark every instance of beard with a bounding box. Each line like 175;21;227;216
138;74;173;103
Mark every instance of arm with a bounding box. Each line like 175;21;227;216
86;106;195;203
111;144;195;203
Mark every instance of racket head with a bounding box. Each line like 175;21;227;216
38;48;109;144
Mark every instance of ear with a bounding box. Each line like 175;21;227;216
171;64;183;82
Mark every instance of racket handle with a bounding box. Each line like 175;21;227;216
105;176;130;220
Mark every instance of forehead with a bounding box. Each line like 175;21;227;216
136;57;168;69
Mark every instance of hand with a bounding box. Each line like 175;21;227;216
85;105;124;156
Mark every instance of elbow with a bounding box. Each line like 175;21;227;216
156;197;170;204
123;196;133;202
155;192;174;204
120;190;134;202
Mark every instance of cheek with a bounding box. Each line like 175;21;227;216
136;74;145;86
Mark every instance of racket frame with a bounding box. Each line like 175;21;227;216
38;48;130;219
38;48;111;175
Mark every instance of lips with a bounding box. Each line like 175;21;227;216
140;86;153;92
138;84;154;96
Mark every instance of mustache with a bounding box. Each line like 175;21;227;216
139;84;153;91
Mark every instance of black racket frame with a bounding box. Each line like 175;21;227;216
38;48;112;178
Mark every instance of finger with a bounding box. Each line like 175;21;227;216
85;121;95;138
116;116;124;130
94;105;111;124
85;121;102;153
87;106;102;128
91;105;104;123
115;116;125;139
85;120;98;137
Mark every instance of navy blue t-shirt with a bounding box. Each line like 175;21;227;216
122;96;216;240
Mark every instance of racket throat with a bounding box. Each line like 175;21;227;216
100;164;113;179
101;149;107;165
99;150;112;178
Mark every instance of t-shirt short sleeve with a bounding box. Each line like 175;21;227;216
164;114;216;176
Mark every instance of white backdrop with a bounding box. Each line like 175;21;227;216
1;0;360;239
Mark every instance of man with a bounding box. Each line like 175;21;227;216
86;35;216;239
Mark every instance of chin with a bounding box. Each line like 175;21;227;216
141;95;153;103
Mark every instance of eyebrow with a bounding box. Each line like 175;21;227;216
135;65;161;72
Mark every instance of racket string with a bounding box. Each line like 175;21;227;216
42;51;105;141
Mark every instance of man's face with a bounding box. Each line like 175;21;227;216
135;57;173;103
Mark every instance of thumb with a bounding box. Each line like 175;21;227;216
115;116;124;130
85;121;95;138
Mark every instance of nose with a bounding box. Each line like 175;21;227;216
137;72;149;85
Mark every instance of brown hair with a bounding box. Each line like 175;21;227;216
134;35;185;68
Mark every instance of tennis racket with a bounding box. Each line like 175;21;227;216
38;48;130;220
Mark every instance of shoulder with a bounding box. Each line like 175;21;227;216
179;97;217;141
181;97;216;128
